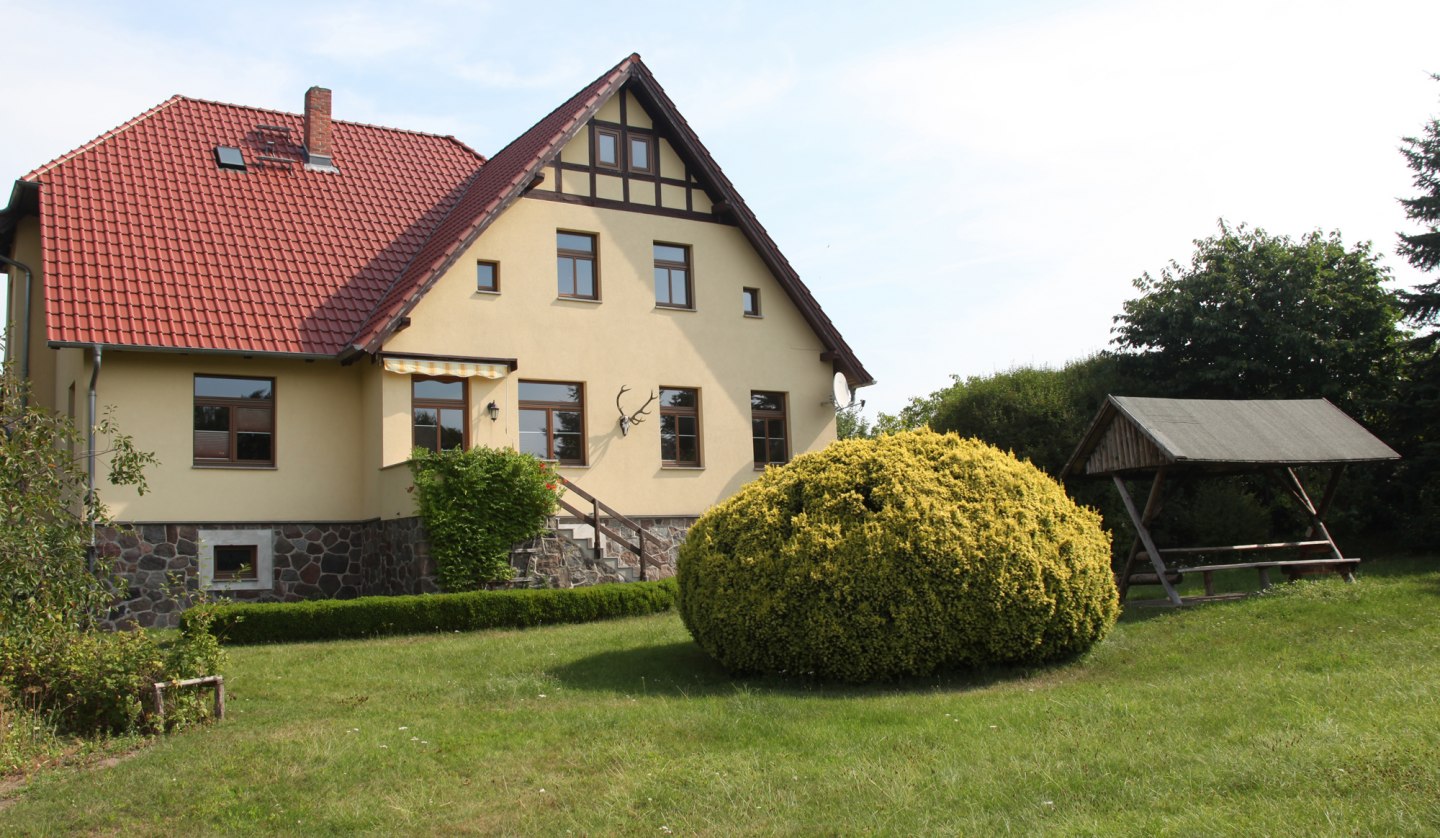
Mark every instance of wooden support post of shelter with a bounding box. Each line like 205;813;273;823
1063;397;1399;606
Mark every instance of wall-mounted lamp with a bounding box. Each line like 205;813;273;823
486;401;500;422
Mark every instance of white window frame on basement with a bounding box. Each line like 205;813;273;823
198;528;274;591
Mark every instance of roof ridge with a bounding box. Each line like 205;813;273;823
25;94;186;180
173;94;491;162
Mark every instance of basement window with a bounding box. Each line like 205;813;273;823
198;529;273;591
214;146;247;171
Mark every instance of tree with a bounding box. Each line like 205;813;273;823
928;355;1121;477
1112;221;1406;421
1398;73;1440;330
835;406;872;440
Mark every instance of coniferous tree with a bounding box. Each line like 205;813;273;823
1398;74;1440;335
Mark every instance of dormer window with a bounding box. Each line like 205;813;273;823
214;146;246;171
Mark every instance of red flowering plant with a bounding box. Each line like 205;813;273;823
410;446;564;590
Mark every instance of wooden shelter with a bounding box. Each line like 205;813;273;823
1064;397;1400;606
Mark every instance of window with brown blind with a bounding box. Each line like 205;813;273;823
193;375;275;466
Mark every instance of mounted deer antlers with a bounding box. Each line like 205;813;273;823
616;385;657;437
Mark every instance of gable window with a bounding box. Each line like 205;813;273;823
413;377;467;452
654;243;692;309
751;391;788;468
595;127;620;169
557;232;598;300
194;375;274;466
628;134;654;174
519;380;586;464
660;387;701;466
742;287;761;317
476;260;499;293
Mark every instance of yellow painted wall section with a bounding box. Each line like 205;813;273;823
8;219;58;410
625;93;652;128
94;352;368;522
383;197;838;517
595;95;621;124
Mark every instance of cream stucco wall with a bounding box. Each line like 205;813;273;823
382;196;838;517
96;352;368;522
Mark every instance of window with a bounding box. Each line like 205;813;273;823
194;375;274;466
751;391;788;468
595;127;620;169
519;381;586;464
413;377;467;452
742;287;761;317
629;134;654;174
557;232;598;299
660;387;700;466
214;146;246;171
198;529;273;591
476;260;499;293
654;243;692;309
213;545;257;581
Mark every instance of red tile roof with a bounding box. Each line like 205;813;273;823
25;94;484;355
9;54;872;385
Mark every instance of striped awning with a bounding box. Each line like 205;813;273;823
382;357;510;379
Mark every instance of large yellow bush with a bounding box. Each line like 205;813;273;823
677;430;1118;682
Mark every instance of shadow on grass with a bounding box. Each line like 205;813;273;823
551;639;1075;699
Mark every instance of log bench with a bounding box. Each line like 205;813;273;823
1175;558;1360;596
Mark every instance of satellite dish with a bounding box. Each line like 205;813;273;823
831;372;852;410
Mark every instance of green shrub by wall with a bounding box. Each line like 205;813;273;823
185;579;677;645
677;430;1118;682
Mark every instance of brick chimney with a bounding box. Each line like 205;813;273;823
303;86;337;172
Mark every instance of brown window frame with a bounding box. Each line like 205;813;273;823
594;126;621;169
557;231;599;300
412;376;469;453
659;387;701;467
212;544;258;581
519;380;587;465
751;391;789;469
653;242;693;310
193;374;276;467
476;260;500;293
628;134;655;175
742;287;762;317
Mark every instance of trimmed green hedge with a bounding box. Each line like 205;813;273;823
183;579;677;645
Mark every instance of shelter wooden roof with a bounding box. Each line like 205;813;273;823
1064;396;1400;478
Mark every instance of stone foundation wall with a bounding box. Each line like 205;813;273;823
99;514;692;628
512;516;695;588
98;518;434;629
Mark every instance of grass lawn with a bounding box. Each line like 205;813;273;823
3;557;1438;836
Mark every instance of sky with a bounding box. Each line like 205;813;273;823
2;0;1437;419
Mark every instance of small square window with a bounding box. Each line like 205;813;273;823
476;260;499;293
213;545;257;581
742;287;761;317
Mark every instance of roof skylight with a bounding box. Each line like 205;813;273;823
214;146;246;171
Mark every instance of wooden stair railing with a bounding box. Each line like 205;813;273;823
553;474;653;581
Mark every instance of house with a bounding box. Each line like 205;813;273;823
0;54;873;627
